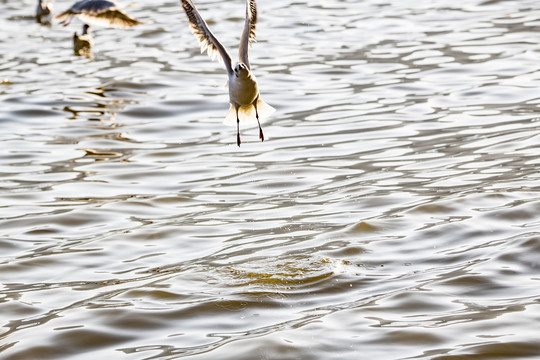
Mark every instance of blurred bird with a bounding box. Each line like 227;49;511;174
36;0;53;25
180;0;275;146
73;24;93;57
56;0;142;28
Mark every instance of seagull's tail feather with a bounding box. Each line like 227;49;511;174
223;98;275;126
224;105;242;126
255;98;276;120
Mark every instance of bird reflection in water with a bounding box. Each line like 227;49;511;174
61;85;139;162
62;85;135;122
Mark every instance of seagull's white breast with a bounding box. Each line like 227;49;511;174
228;72;259;107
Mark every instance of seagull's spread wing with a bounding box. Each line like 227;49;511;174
56;0;107;21
181;0;233;75
79;9;142;28
72;0;115;13
56;0;141;28
239;0;257;69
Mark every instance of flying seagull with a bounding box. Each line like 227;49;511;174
180;0;275;146
56;0;142;28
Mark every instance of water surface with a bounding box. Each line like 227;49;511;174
1;0;540;359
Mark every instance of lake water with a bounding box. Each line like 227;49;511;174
1;0;540;359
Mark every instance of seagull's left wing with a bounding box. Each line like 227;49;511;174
79;9;142;28
239;0;257;69
55;0;141;28
181;0;233;75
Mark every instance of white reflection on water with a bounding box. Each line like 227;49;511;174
1;0;540;359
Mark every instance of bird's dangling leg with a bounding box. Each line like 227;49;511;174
62;14;74;26
235;105;241;147
253;101;264;142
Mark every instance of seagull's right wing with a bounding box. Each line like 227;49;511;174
239;0;257;69
181;0;233;75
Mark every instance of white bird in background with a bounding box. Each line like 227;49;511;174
55;0;142;28
180;0;275;146
73;24;93;57
56;0;141;56
36;0;53;25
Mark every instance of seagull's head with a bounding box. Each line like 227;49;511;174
234;63;249;78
